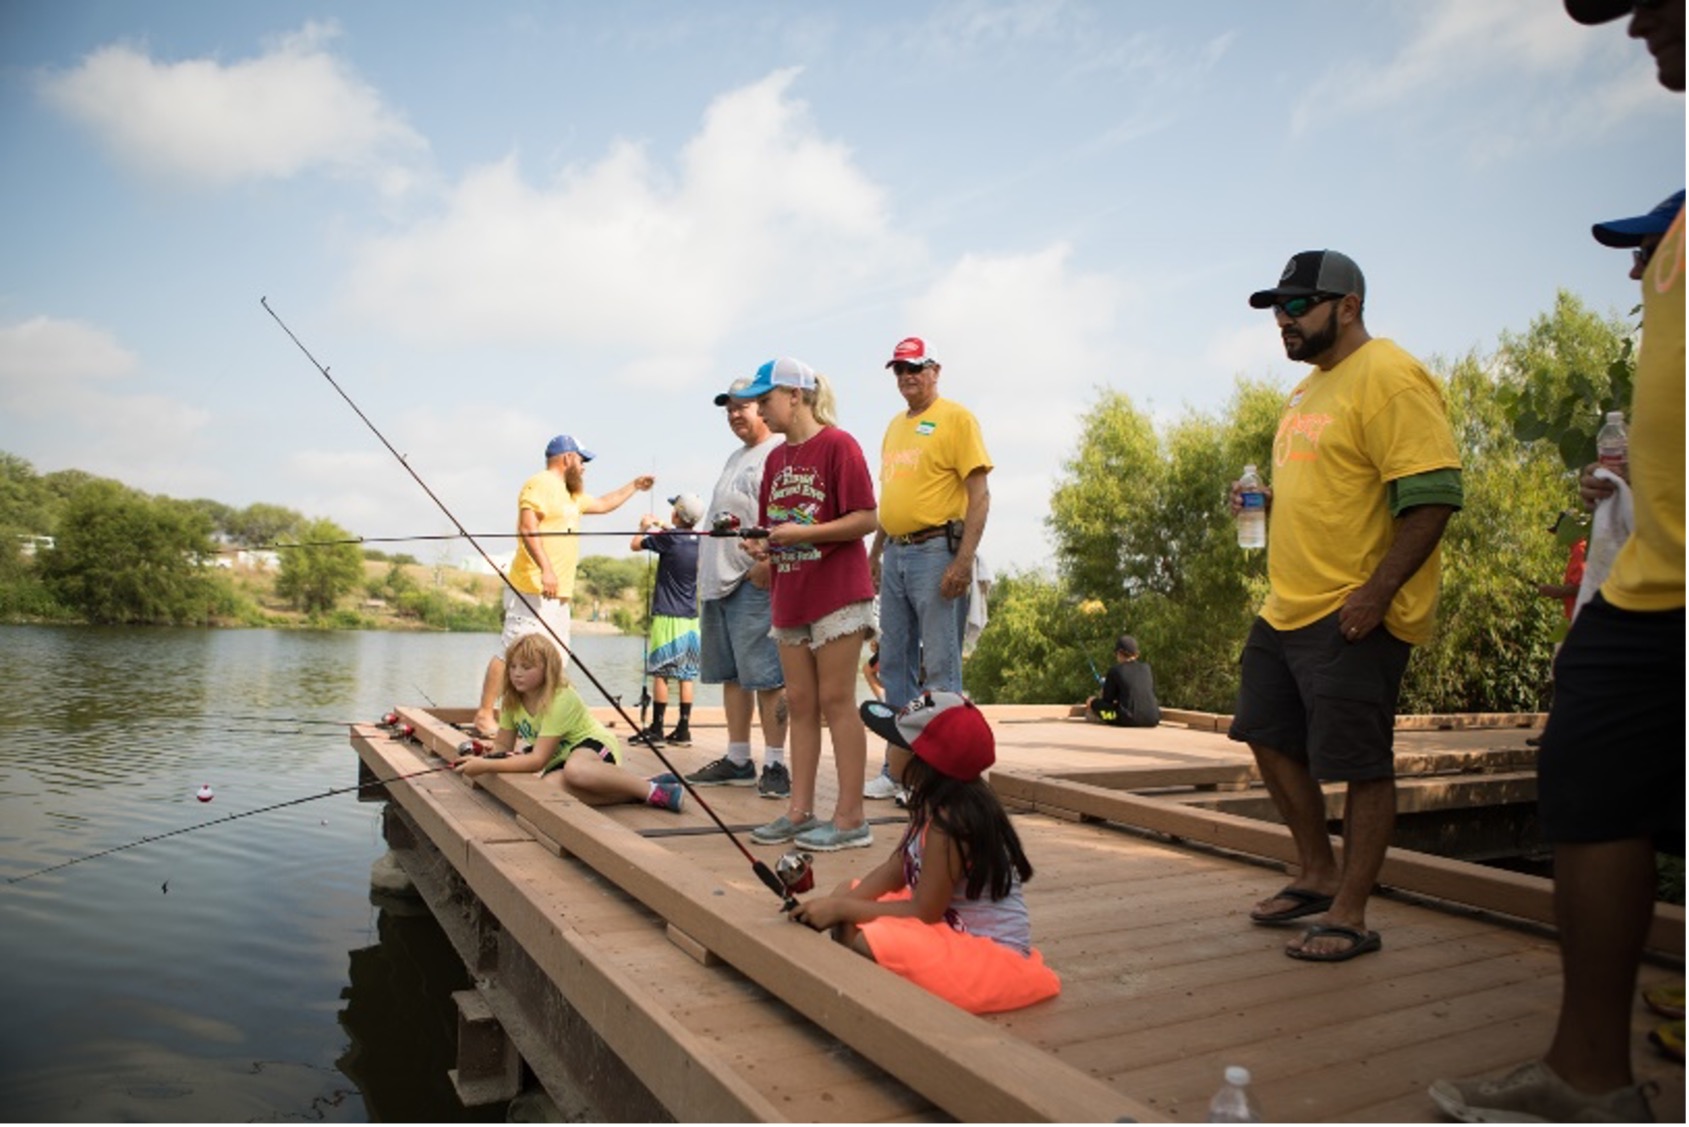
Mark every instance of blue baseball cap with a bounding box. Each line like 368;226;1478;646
1592;190;1685;248
729;357;816;400
544;434;594;461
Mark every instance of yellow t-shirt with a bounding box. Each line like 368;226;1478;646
877;397;992;537
1603;207;1686;612
1264;338;1461;645
506;470;589;597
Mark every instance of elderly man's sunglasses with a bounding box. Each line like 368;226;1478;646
1274;293;1343;318
890;361;931;376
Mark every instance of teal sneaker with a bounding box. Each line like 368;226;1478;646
646;782;685;813
795;820;873;852
750;812;822;845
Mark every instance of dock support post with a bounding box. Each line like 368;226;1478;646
449;988;522;1106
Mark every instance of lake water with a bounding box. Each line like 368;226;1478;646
0;623;689;1122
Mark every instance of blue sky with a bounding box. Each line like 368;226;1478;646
1;1;1682;574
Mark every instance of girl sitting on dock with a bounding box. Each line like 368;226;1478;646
453;633;685;812
789;692;1061;1014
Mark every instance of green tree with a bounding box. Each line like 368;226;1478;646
578;553;645;621
40;480;223;624
1497;290;1636;473
229;502;306;546
274;518;365;615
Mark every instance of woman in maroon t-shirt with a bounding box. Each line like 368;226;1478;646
734;358;878;853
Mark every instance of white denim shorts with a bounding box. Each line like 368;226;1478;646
771;598;876;651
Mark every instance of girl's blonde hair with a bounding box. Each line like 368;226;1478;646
802;373;839;427
502;633;566;716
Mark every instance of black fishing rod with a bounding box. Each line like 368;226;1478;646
216;524;766;554
260;297;798;911
5;757;454;886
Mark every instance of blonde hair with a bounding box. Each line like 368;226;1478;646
805;373;839;427
503;633;566;716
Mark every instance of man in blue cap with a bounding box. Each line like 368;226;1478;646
1430;1;1684;1121
1593;189;1685;281
472;434;654;737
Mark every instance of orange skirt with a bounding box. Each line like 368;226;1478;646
857;888;1061;1014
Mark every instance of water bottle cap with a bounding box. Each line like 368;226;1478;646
1243;463;1257;474
1224;1065;1251;1086
1605;411;1624;424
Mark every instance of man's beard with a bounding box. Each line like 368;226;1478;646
564;464;586;494
1284;312;1339;362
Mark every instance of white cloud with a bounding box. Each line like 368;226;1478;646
37;21;427;191
0;316;212;492
340;69;900;369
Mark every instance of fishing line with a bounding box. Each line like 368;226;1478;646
5;759;455;885
260;298;796;909
216;528;761;553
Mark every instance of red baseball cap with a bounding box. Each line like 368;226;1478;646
860;691;994;782
885;336;934;368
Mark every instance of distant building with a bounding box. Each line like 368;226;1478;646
461;551;515;576
16;534;54;557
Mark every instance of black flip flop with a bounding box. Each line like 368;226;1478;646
1249;886;1334;925
1286;924;1382;962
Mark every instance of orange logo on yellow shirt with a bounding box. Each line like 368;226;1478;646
1273;411;1334;466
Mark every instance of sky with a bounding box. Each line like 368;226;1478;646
1;0;1683;575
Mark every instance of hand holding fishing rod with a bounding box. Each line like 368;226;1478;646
261;297;799;910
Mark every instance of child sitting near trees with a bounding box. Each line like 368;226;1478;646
1085;633;1160;728
788;691;1061;1014
453;633;685;812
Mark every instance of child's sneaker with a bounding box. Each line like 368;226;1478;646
665;726;693;747
1428;1060;1655;1123
631;723;665;748
757;761;791;799
864;771;901;800
750;812;822;845
646;782;685;813
685;756;756;786
795;820;873;852
648;772;681;786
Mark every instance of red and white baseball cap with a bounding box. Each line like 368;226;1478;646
885;336;934;368
860;691;994;782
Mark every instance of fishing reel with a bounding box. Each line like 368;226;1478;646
774;850;815;895
709;512;769;539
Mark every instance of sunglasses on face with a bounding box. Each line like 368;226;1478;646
891;361;930;376
1274;293;1342;318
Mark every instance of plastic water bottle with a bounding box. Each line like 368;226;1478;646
1236;465;1267;549
1596;410;1628;478
1207;1065;1262;1123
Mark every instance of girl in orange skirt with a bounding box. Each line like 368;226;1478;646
788;691;1060;1014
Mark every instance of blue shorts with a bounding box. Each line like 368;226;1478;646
699;582;784;691
1228;612;1412;782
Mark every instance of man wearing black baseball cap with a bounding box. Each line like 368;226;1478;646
1430;1;1684;1122
1228;249;1463;965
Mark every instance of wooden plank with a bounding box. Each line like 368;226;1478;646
991;771;1684;956
470;772;1156;1123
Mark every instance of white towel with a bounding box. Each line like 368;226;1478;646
964;554;993;656
1572;467;1633;621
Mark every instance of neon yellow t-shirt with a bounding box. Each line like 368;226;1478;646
500;685;621;771
877;397;992;537
1264;338;1461;645
506;470;590;597
1603;207;1686;612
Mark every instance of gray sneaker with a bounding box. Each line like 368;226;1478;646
685;756;755;786
864;771;901;800
1428;1060;1656;1123
750;812;823;845
795;820;873;852
757;761;791;799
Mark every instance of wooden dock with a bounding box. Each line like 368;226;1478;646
351;705;1685;1122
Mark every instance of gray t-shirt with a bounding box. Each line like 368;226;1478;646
697;435;780;602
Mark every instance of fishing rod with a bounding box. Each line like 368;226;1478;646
215;524;768;554
260;297;799;911
5;757;455;886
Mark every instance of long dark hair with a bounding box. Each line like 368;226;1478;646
901;757;1033;902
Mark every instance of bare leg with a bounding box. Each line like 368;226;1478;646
651;677;670;704
1294;776;1395;956
777;642;820;823
474;657;505;736
557;754;652;805
1249;743;1340;916
722;681;754;745
679;679;693;705
816;631;867;829
1544;837;1656;1094
759;687;789;749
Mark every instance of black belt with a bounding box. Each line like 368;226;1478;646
888;525;948;546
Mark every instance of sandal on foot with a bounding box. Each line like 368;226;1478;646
1286;923;1381;962
1643;981;1685;1019
1650;1019;1684;1061
1250;886;1335;925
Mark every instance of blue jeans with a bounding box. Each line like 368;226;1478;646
878;538;968;711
